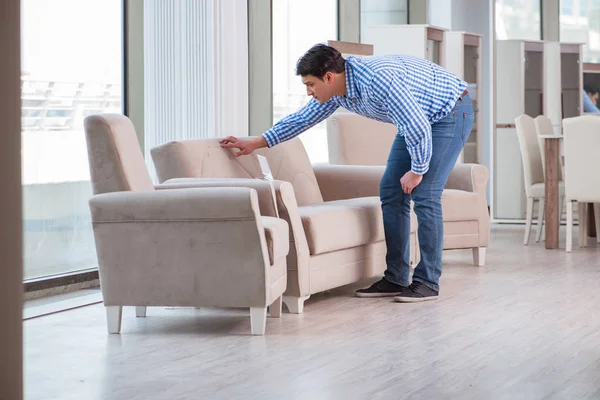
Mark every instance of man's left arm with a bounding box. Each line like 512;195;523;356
384;74;432;175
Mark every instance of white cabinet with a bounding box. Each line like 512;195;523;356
444;31;483;164
362;24;447;66
494;40;547;220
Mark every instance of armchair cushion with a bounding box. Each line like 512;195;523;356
297;197;417;255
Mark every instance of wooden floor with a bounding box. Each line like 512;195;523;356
24;225;600;400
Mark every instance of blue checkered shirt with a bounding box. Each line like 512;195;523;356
263;54;467;174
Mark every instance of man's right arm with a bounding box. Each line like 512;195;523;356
262;97;339;147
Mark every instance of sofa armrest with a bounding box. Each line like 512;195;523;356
89;187;261;222
312;165;385;201
445;164;489;196
156;178;278;217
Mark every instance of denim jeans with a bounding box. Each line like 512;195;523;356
380;94;474;291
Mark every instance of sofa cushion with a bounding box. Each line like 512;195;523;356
442;189;483;222
298;196;418;255
261;216;289;265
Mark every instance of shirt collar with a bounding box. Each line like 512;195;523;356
344;57;359;100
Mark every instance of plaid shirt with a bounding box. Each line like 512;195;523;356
263;54;467;174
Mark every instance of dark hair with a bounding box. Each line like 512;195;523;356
295;44;346;79
584;83;599;95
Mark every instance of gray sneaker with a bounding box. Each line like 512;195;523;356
355;278;408;298
394;281;439;303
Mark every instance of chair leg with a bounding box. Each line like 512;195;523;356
106;306;122;334
536;198;545;243
472;247;486;267
567;201;573;253
594;203;600;245
135;306;147;318
559;195;565;224
250;307;267;335
283;295;310;314
269;296;282;318
524;197;534;245
578;202;588;248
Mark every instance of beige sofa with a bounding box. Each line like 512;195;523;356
327;113;490;266
85;114;289;335
151;137;420;314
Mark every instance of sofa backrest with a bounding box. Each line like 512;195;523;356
326;113;397;166
151;137;324;206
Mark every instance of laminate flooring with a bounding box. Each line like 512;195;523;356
24;225;600;400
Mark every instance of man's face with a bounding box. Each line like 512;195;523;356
301;72;335;104
587;91;599;106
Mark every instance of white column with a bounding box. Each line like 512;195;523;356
0;0;24;398
143;0;248;178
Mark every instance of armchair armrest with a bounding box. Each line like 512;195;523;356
89;187;260;222
155;178;278;217
445;164;489;196
312;165;385;201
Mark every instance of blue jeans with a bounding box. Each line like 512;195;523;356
380;94;474;291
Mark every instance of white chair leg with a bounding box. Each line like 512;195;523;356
106;306;122;334
269;296;282;318
558;195;565;224
536;198;545;243
135;306;147;318
578;202;588;248
283;295;310;314
595;203;600;244
250;307;267;335
472;247;486;267
566;201;573;253
524;197;534;245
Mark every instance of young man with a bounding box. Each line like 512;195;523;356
220;44;474;302
583;83;600;113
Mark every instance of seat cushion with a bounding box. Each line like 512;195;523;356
530;181;565;198
261;216;289;265
298;196;418;255
442;189;485;222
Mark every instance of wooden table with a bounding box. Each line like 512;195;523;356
541;136;562;249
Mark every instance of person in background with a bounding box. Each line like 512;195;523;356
219;44;474;302
583;83;600;113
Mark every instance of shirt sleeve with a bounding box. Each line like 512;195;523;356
384;74;432;175
583;90;600;113
262;97;339;147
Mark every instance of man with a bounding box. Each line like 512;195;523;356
220;44;473;302
583;83;600;113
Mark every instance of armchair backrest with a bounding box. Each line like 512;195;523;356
151;137;324;206
84;114;154;195
515;114;545;195
562;115;600;201
326;113;396;165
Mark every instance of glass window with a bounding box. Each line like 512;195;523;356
360;0;408;41
21;0;124;280
561;0;600;63
272;0;338;164
495;0;542;40
562;0;574;14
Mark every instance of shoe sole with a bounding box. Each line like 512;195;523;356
355;291;403;298
394;296;438;303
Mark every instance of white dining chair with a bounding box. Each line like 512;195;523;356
562;115;600;252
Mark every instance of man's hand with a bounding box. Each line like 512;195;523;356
400;171;423;194
219;136;268;157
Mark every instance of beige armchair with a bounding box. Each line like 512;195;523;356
326;113;490;266
151;137;420;314
84;114;288;335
